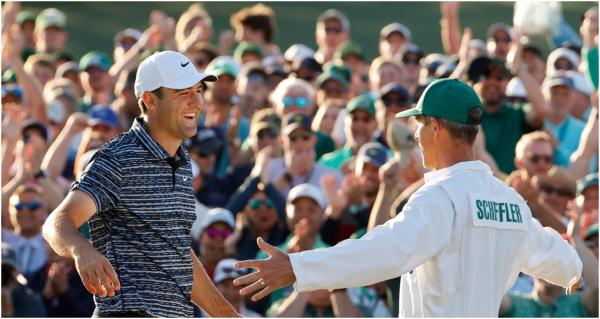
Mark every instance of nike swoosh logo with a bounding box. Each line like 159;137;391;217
181;61;190;67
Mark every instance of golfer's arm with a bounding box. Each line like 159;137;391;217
42;190;97;258
190;250;239;317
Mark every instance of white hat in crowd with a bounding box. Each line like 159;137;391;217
287;183;327;209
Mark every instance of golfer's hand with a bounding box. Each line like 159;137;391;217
567;278;582;295
233;237;296;301
73;246;120;298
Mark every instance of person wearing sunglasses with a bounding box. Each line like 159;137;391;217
320;95;379;171
467;55;549;175
3;185;48;277
379;22;412;61
264;113;341;197
535;167;577;223
399;44;424;94
185;127;236;208
224;178;288;262
314;9;350;65
514;131;555;177
271;77;316;118
375;83;412;148
196;208;236;281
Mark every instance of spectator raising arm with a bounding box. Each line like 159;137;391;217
507;32;549;128
568;102;598;180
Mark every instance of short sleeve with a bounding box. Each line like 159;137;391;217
71;148;122;213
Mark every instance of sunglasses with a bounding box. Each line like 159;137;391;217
402;58;421;66
283;96;310;108
288;132;312;142
325;27;343;34
205;227;232;239
382;97;409;107
248;198;275;210
539;185;574;198
526;154;553;164
198;150;215;158
257;129;278;139
554;60;574;71
14;201;42;212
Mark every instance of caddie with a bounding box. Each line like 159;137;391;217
233;78;583;317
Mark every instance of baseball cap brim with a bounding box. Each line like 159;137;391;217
395;107;422;119
283;123;310;136
162;72;217;90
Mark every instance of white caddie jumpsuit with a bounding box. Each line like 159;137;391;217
289;161;582;317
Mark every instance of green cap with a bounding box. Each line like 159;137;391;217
577;173;599;196
334;40;364;61
79;51;111;72
35;8;66;30
396;78;482;124
323;62;352;83
16;11;36;25
2;69;17;84
233;42;263;61
206;60;238;79
317;71;348;89
585;223;598;240
346;94;375;117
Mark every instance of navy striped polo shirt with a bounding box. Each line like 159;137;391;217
73;117;197;317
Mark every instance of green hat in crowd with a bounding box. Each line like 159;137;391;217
2;69;17;84
233;42;263;61
323;61;352;83
35;8;67;31
396;78;482;125
585;224;598;240
347;94;376;117
577;173;599;196
206;60;238;79
334;40;365;61
79;51;112;72
16;11;36;25
317;71;349;89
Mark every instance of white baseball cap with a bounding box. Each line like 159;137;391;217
134;51;217;98
212;258;248;284
199;208;235;235
287;183;327;209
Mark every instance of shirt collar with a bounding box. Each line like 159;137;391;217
130;117;186;161
424;160;492;184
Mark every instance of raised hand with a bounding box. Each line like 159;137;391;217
233;237;296;302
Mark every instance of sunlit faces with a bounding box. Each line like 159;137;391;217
245;192;278;233
518;141;554;176
349;109;376;145
149;82;206;140
9;191;46;237
414;115;435;169
286;197;323;236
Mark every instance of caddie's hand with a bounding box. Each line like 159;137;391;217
73;246;120;298
233;237;296;302
567;278;582;295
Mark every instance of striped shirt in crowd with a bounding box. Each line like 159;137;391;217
73;117;197;317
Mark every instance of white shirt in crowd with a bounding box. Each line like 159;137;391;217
289;161;582;317
2;230;48;275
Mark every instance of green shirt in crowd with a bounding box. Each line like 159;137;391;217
481;102;538;174
501;292;589;317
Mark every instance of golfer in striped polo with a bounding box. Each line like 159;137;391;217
43;51;239;317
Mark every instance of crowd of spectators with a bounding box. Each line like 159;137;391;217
1;2;598;317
